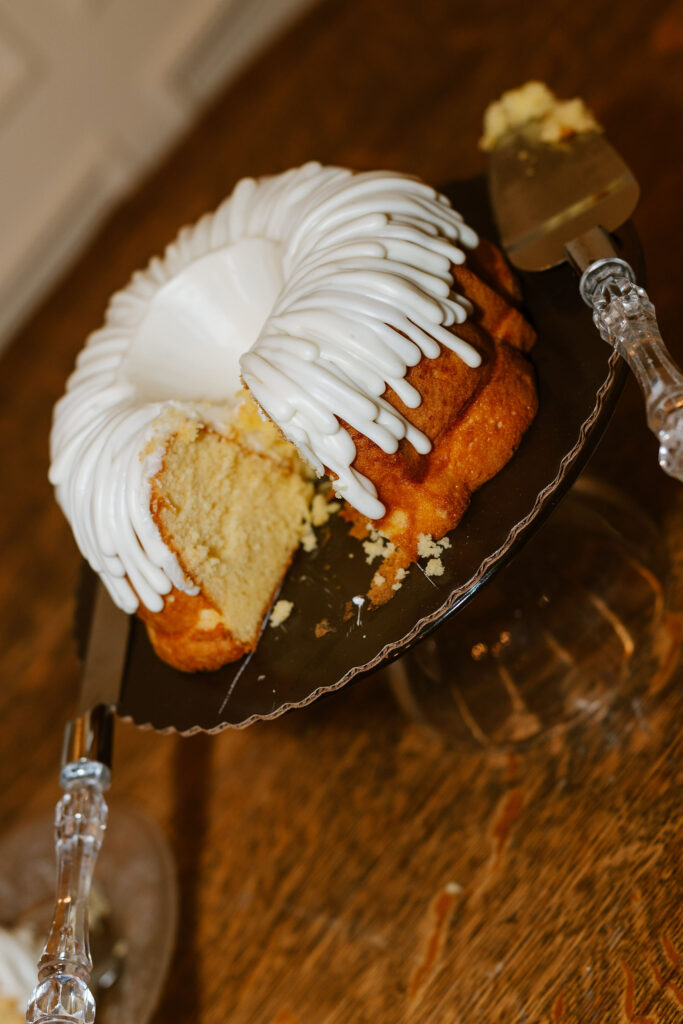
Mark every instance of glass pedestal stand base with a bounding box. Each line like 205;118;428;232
389;477;681;750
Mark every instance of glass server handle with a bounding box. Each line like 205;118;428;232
25;761;109;1024
580;259;683;482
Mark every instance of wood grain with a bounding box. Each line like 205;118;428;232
1;0;683;1020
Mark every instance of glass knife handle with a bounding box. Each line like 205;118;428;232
580;259;683;482
25;757;110;1024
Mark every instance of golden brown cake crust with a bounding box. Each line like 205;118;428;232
342;237;538;602
136;586;252;673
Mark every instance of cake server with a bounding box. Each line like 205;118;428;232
26;581;130;1024
487;122;683;481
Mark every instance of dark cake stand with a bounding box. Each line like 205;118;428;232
77;176;639;735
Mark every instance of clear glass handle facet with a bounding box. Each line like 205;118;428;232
25;762;109;1024
580;260;683;482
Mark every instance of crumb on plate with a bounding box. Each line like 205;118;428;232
270;599;294;627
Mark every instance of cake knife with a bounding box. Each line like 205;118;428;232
487;121;683;481
26;581;130;1024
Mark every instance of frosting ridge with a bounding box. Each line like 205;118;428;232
50;163;479;612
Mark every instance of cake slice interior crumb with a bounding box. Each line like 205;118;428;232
152;405;313;645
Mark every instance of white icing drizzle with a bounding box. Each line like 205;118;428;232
49;163;479;613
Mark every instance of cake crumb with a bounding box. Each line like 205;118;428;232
301;527;318;552
480;81;602;150
270;600;294;627
362;527;395;565
425;557;445;577
311;492;340;527
391;567;408;592
300;488;341;553
314;619;335;638
198;608;222;630
417;533;452;562
417;533;443;559
372;572;385;587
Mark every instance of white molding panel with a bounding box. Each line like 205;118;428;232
0;0;317;351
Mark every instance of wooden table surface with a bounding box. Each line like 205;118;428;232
2;1;683;1021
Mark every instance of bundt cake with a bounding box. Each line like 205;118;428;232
49;163;537;672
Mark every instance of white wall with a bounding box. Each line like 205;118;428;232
0;0;316;352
